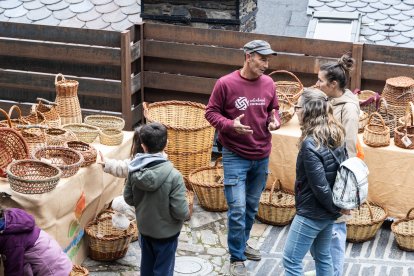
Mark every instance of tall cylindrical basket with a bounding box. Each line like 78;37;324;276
55;73;82;125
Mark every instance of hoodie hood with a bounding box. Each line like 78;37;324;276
330;89;359;107
129;160;174;192
1;208;35;234
128;152;167;173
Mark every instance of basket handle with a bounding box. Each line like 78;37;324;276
364;201;374;223
367;112;386;129
55;73;65;85
0;108;12;127
8;105;23;120
405;207;414;219
37;97;57;106
404;102;414;128
268;180;276;203
268;70;304;90
378;98;389;116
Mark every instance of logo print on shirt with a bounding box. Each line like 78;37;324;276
235;97;249;110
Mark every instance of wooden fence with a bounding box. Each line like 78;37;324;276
1;22;413;129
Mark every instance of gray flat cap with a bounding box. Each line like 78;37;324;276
243;40;277;56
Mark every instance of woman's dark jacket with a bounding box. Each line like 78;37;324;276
295;137;347;220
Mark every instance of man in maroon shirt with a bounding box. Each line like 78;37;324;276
205;40;280;276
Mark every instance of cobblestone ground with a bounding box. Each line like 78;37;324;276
83;198;414;276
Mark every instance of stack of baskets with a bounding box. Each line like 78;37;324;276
382;76;414;121
188;158;227;212
256;179;296;226
346;201;387;243
6;159;62;194
269;70;303;104
394;102;414;149
391;208;414;251
84;115;125;146
143;101;215;182
363;112;390;147
85;210;135;261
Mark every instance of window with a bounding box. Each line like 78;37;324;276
307;12;361;42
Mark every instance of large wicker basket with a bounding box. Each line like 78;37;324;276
32;146;83;178
70;265;89;276
382;76;414;120
85;210;135;261
84;115;125;131
143;101;215;180
363;112;390;147
269;70;304;104
278;92;295;126
394;102;414;149
32;98;61;128
256;179;296;226
6;159;62;194
65;141;97;167
391;208;414;251
188;158;227;212
346;201;387;243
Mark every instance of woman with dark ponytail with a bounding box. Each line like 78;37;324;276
315;54;360;276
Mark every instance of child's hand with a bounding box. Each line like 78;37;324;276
97;151;105;166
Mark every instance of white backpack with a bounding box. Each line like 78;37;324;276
330;150;369;210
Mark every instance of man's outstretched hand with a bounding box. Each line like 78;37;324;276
268;109;280;131
233;114;253;135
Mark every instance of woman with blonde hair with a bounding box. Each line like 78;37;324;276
283;88;348;276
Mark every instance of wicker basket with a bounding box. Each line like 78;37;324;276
0;125;29;178
382;76;414;120
84;115;125;131
45;128;78;146
278;92;295;126
70;265;89;276
32;146;83;178
346;201;387;243
256;179;296;226
6;159;62;194
33;98;61;128
355;89;380;115
377;98;397;138
188;158;227;212
62;123;100;143
85;210;135;261
17;125;48;155
363;112;390;147
23;111;46;126
394;102;414;149
391;208;414;251
269;70;304;104
55;73;82;124
358;111;369;133
143;101;215;179
99;129;124;146
66;141;97;167
0;105;29;128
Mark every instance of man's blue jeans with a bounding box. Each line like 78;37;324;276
331;222;347;276
283;215;335;276
222;147;269;262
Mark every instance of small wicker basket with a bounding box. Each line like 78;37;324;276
6;159;62;194
99;129;124;146
0;105;29;128
32;146;84;178
346;201;387;243
394;102;414;149
70;265;89;276
278;92;295;126
363;112;390;147
66;141;97;167
85;210;135;261
391;208;414;251
377;98;396;138
355;89;380;115
188;158;227;212
256;179;296;226
269;70;304;104
62;123;100;143
45;128;78;147
84;115;125;131
33;98;61;128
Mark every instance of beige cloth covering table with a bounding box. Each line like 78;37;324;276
0;131;133;265
269;115;414;219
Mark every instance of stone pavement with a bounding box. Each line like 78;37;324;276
83;195;414;276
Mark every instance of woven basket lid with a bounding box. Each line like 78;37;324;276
386;76;414;88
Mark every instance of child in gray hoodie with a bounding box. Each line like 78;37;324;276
124;122;189;276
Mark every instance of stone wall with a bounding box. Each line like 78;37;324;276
141;0;257;32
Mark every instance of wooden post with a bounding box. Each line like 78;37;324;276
121;30;132;130
140;23;145;123
351;42;363;91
